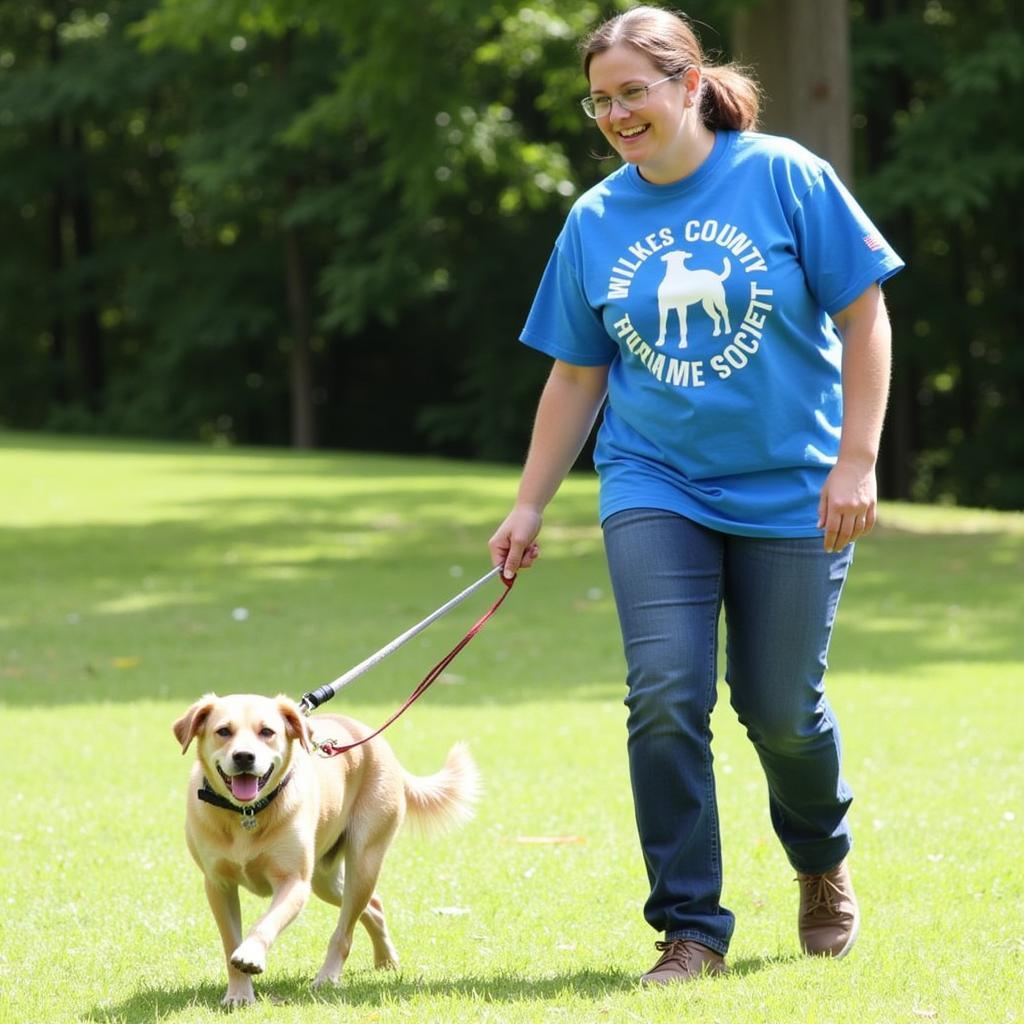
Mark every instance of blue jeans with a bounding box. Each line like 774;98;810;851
602;508;855;954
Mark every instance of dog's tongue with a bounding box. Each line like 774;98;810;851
231;774;260;802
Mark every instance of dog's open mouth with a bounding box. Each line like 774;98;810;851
217;765;274;803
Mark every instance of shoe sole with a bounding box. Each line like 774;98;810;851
800;909;860;959
640;965;727;986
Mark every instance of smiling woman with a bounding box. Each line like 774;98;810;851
488;2;904;989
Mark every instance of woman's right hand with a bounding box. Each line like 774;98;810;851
487;359;609;580
489;505;543;579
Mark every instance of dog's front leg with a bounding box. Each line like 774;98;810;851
230;876;311;978
204;878;256;1007
656;302;669;347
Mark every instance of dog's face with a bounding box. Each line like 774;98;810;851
174;693;310;803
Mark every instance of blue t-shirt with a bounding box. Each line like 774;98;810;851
520;129;905;537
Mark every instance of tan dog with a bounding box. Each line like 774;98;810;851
173;692;479;1007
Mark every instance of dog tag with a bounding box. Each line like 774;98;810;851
240;810;258;831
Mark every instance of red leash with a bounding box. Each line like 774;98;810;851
313;573;515;757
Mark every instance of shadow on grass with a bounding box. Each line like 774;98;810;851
81;970;633;1021
4;438;1022;709
0;486;618;708
83;956;790;1020
827;522;1024;673
5;513;1021;709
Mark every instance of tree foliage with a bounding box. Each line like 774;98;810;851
852;0;1024;506
0;0;1020;506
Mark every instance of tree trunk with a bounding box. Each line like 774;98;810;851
276;30;316;449
284;220;316;449
732;0;852;183
47;5;103;416
47;18;69;407
49;117;70;407
70;123;104;413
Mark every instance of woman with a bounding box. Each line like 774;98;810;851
488;6;904;984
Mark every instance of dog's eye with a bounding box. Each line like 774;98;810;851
259;727;276;738
215;726;232;738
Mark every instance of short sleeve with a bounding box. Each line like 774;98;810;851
792;164;905;315
519;236;617;366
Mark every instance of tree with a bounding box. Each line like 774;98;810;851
732;0;852;181
133;0;599;456
0;1;163;425
852;0;1024;506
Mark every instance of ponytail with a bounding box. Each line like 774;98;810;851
700;65;761;131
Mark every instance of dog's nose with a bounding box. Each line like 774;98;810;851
232;750;256;771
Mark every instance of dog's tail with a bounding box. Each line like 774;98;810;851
403;741;480;835
719;257;732;281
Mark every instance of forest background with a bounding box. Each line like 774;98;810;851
1;0;1021;509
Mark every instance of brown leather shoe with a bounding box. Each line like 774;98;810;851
640;939;727;985
796;858;860;958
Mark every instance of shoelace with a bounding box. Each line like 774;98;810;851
651;939;697;970
799;872;847;916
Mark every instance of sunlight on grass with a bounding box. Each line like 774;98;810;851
1;432;1022;1024
880;500;1024;535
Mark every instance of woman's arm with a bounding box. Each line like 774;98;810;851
818;283;893;552
489;359;610;577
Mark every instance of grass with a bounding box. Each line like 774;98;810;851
0;430;1022;1024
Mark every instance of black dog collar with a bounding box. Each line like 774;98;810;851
197;771;292;829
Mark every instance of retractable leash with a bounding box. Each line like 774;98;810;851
298;566;515;757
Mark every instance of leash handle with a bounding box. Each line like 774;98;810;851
300;566;509;714
313;572;515;756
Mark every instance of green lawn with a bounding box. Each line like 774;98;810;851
1;432;1021;1024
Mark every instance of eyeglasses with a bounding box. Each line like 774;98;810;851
580;74;682;119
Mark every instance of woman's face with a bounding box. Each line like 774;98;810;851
586;43;694;183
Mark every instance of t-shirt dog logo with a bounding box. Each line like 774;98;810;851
655;251;732;348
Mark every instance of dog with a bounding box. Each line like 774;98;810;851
173;692;479;1007
655;251;732;348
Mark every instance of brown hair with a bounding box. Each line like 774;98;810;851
580;5;761;132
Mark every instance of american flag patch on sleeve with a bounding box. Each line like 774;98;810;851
863;232;885;252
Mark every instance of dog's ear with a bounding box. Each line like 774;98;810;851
173;694;218;753
276;696;311;752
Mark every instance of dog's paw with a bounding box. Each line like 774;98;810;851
312;966;340;989
230;939;267;976
374;955;399;971
313;952;354;988
221;984;256;1008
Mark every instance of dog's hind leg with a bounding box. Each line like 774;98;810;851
313;865;399;969
716;296;731;334
313;823;399;986
360;892;399;969
703;302;722;336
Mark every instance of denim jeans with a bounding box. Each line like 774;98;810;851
602;508;855;954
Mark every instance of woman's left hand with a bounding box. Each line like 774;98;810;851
823;284;891;554
818;458;877;552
